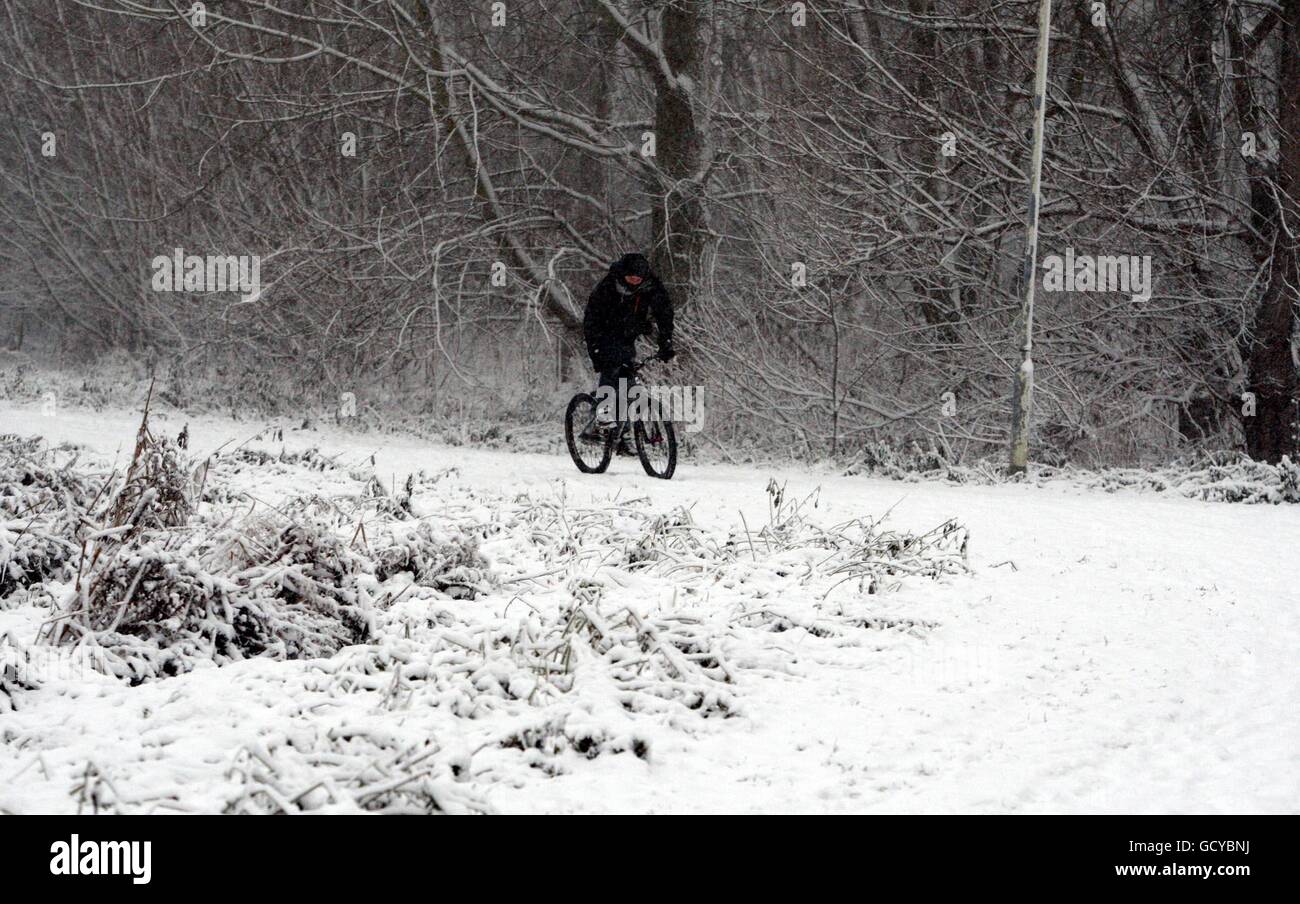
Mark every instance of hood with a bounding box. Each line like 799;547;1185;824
609;252;653;281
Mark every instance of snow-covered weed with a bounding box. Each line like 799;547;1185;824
0;634;39;713
2;415;977;811
0;436;98;603
222;734;491;815
373;521;492;599
30;404;376;681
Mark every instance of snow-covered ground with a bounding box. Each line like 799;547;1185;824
2;400;1297;814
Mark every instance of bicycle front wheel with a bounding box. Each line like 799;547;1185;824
633;417;677;479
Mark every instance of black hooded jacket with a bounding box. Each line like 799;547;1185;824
583;253;674;372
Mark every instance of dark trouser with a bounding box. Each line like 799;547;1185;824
593;356;636;424
597;362;636;392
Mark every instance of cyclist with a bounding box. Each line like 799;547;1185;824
581;252;675;444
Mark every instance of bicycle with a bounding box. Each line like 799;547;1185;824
564;356;678;479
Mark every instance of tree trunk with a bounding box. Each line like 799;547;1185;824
1242;0;1300;462
648;1;714;311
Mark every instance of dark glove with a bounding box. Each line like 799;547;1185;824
658;346;676;363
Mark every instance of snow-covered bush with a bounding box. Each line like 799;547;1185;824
0;435;95;602
845;441;1300;504
32;406;376;681
42;518;375;683
1081;453;1300;504
0;521;74;605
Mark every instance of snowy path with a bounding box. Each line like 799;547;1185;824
2;402;1297;813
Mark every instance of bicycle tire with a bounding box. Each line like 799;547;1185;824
633;417;677;479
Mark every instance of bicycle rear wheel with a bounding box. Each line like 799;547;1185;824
565;393;614;473
633;417;677;479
